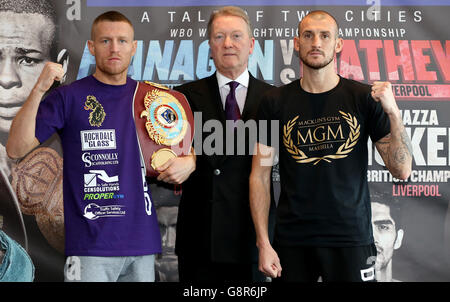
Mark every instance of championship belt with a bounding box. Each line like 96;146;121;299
133;81;194;178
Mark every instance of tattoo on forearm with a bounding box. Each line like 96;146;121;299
375;134;389;156
401;129;413;156
376;130;412;176
394;147;407;164
377;133;390;145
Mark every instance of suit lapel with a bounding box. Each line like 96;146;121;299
194;73;263;166
206;74;226;124
190;74;225;167
216;73;261;165
201;73;261;123
241;74;260;121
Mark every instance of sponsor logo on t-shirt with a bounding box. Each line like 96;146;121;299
283;111;360;165
83;170;120;193
84;95;106;127
83;192;124;201
83;203;125;220
82;152;119;167
81;129;116;151
141;163;152;216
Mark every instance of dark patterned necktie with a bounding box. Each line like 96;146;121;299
225;81;241;121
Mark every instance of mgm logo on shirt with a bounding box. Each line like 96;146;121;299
283;111;360;165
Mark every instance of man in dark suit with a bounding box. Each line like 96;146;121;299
172;6;276;282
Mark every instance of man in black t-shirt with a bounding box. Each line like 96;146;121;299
249;10;413;282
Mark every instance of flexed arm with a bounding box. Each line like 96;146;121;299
371;81;412;180
6;62;65;159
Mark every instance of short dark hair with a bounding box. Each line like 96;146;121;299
91;11;134;40
0;0;57;59
299;10;340;38
370;191;403;229
0;0;56;23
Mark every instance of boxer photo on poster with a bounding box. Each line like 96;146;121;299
370;192;404;282
0;0;69;281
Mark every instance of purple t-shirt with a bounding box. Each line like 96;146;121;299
35;75;161;256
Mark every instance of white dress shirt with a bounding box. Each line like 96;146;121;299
216;70;249;115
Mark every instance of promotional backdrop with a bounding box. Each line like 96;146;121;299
0;0;449;281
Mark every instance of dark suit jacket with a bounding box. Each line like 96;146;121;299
174;73;276;264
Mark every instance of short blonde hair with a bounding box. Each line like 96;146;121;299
207;6;252;39
91;10;134;40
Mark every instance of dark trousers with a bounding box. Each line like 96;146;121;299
273;244;377;282
178;256;266;282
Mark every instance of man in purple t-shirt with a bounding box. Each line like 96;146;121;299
6;11;195;282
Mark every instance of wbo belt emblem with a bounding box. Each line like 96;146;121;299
139;87;188;146
133;81;194;177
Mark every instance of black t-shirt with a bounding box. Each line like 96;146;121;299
257;76;390;247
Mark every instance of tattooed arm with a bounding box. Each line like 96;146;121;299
372;82;412;180
375;122;412;180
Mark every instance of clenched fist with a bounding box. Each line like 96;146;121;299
34;62;65;95
371;81;400;116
